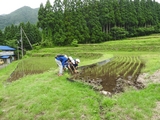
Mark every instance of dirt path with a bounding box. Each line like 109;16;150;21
0;64;8;70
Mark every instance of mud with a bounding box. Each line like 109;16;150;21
71;56;145;94
7;70;44;82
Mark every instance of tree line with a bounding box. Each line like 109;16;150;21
37;0;160;46
1;0;160;49
0;22;41;50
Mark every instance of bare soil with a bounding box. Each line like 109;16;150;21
137;70;160;85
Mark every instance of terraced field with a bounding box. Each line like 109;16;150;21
72;56;145;93
6;34;160;93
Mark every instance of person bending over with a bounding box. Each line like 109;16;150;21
67;57;80;74
55;55;68;76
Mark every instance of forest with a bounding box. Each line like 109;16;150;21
0;0;160;50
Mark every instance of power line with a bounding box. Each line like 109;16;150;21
20;26;33;57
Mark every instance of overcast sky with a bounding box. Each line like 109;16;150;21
0;0;54;15
0;0;160;15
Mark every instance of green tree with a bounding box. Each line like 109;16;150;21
110;26;128;40
126;0;138;37
87;0;103;43
113;0;122;27
22;22;41;50
53;0;66;45
37;3;48;46
134;0;146;27
37;3;46;29
70;0;89;44
0;30;4;45
37;0;54;46
63;0;75;45
44;0;54;46
3;22;41;51
99;0;115;41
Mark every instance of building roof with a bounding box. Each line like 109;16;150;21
0;45;15;51
1;55;10;58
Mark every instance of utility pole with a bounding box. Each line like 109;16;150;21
22;28;33;49
17;45;19;60
19;26;33;58
20;26;23;57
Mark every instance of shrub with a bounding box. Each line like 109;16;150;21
71;39;78;47
110;27;129;40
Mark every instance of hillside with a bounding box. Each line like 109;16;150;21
0;35;160;119
0;6;38;30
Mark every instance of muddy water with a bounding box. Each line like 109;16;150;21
72;57;145;93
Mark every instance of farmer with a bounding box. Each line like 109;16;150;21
55;54;68;76
67;57;80;74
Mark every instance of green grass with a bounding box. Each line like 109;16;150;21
0;34;160;119
105;84;160;120
0;61;19;85
141;53;160;74
0;71;102;120
16;57;56;71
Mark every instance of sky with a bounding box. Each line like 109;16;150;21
0;0;54;15
0;0;160;15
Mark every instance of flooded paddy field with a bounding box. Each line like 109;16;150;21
72;56;145;94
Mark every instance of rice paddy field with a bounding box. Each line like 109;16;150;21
0;34;160;120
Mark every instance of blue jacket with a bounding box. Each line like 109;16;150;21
56;56;68;68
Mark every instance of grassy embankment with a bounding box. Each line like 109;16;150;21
0;34;160;120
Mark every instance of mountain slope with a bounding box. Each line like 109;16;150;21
0;6;39;30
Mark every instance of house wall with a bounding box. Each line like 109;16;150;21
0;51;14;56
0;51;15;64
6;58;10;64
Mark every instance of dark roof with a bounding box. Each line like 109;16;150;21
0;45;15;51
